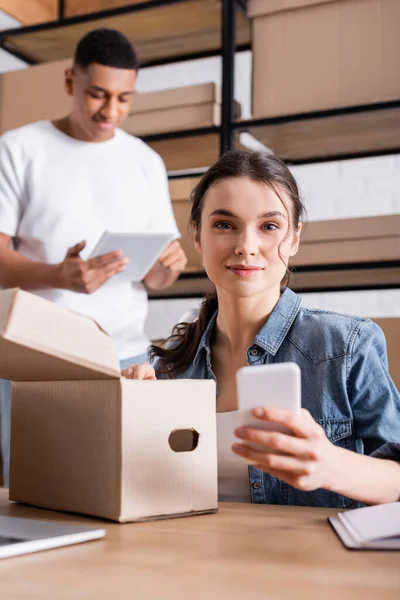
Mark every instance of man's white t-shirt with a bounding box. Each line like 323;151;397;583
0;120;179;360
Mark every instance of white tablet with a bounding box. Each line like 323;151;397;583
89;231;179;282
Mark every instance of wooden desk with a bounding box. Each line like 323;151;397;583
0;489;399;599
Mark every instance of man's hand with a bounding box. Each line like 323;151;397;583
158;240;187;273
144;240;187;291
57;241;129;294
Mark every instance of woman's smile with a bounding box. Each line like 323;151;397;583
227;264;264;278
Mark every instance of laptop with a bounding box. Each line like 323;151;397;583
0;516;106;559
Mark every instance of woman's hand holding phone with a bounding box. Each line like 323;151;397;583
232;406;338;492
234;363;339;492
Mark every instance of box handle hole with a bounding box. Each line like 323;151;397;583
168;429;199;452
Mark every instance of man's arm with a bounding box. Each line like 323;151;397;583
0;233;60;289
0;234;128;293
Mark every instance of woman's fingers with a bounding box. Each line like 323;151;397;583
252;407;325;440
232;442;314;476
122;363;156;380
234;427;321;461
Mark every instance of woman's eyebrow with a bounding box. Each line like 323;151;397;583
208;209;287;219
208;209;237;218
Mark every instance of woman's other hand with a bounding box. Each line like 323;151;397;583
122;363;157;380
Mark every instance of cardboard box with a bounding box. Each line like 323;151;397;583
292;215;400;267
125;82;241;136
169;176;203;272
0;288;217;522
0;59;71;134
249;0;400;118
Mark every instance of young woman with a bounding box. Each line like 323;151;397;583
124;151;400;508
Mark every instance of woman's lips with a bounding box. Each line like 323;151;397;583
227;265;264;278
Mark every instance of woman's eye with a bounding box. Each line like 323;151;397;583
215;222;233;230
262;223;278;231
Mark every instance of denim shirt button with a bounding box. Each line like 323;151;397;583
250;348;258;357
252;482;261;490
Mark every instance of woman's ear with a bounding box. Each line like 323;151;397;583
289;222;302;257
192;223;202;254
64;67;74;97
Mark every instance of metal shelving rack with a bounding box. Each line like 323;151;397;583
0;0;399;295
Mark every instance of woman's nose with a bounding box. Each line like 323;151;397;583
234;230;258;256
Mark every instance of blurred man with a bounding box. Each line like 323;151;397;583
0;28;187;485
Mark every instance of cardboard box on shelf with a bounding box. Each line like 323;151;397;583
249;0;400;118
125;82;241;136
0;288;217;522
149;134;221;172
292;215;400;267
0;59;71;134
169;176;203;272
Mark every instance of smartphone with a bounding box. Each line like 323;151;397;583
236;363;301;447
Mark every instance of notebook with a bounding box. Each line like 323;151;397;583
0;516;105;559
329;502;400;550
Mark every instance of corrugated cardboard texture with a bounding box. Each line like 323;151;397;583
293;215;400;267
0;289;120;380
169;177;203;271
250;0;400;117
10;379;217;522
120;379;217;522
372;319;400;392
10;380;122;520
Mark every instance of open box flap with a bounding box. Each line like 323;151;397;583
0;289;120;381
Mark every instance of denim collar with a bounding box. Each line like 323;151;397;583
193;288;302;365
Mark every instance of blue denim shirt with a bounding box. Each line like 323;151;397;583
156;288;400;509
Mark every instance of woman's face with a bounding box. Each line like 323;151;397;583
195;176;301;298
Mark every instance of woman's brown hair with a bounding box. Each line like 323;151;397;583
150;150;305;377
